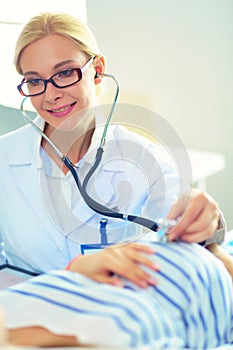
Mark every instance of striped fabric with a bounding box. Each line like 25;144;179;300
0;241;232;349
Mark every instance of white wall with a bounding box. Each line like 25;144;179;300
0;0;87;109
87;0;233;229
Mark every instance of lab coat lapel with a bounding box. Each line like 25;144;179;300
16;165;69;257
9;124;69;258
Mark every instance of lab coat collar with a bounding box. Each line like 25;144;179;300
9;113;125;173
9;116;44;168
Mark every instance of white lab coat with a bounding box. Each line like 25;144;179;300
0;116;180;272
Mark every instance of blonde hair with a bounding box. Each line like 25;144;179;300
14;12;101;75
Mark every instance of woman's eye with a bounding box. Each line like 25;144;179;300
58;69;78;80
28;78;42;86
59;69;73;78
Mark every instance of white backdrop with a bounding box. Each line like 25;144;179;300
0;0;87;108
86;0;233;229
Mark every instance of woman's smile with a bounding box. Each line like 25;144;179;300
47;102;77;118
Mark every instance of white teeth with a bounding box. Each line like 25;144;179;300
52;105;70;113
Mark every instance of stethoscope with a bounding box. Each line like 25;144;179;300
20;72;176;241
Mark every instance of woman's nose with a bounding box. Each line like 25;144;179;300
43;81;64;101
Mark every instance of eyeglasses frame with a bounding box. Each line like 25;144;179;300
17;56;95;97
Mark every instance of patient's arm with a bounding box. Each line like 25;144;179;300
206;242;233;279
0;308;81;347
8;327;81;347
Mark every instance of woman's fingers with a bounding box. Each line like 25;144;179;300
167;189;219;243
104;243;159;288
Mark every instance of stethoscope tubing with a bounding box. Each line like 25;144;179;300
20;73;159;233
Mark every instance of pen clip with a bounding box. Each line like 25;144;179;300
100;218;108;245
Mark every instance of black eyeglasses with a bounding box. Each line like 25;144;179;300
17;56;95;97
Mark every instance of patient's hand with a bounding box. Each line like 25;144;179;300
67;242;160;288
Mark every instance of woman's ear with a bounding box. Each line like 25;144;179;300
94;55;105;85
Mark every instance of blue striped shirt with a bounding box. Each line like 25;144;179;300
0;241;232;349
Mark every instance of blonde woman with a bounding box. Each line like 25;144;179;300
0;12;223;284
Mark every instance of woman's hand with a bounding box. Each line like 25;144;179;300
167;188;220;243
67;242;160;288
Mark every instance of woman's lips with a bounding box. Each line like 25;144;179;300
47;102;76;117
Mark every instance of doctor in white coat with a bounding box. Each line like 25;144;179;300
0;12;223;285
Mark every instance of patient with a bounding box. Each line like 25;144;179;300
0;240;232;349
